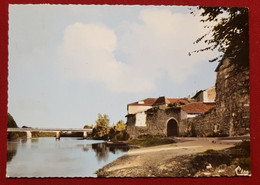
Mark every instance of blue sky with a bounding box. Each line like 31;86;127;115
8;5;219;128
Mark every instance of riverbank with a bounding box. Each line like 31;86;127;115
96;138;250;177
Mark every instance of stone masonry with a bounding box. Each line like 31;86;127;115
215;58;250;136
126;58;250;138
180;58;250;137
126;107;181;138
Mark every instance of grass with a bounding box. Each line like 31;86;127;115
198;149;219;155
128;135;175;147
196;140;251;171
230;140;251;170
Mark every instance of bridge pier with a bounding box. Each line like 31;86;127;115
83;131;87;139
56;131;61;140
26;131;32;139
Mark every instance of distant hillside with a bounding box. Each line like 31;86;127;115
8;113;18;128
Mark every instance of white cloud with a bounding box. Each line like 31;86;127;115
58;8;219;93
58;22;155;93
118;8;218;84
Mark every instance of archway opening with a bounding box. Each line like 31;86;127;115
167;119;178;137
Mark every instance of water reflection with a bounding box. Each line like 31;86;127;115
6;138;129;177
92;143;109;162
7;142;17;162
80;142;130;162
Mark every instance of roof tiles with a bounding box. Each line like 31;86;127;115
181;102;215;114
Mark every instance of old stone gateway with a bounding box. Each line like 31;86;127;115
126;101;181;138
125;96;214;138
167;118;178;137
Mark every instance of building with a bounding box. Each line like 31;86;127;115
180;102;215;119
192;86;216;103
127;97;189;115
179;58;250;137
126;96;214;138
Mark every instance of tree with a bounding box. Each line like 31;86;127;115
108;120;128;141
7;113;18;128
95;113;109;128
190;7;249;67
83;124;93;129
114;120;126;131
92;114;110;139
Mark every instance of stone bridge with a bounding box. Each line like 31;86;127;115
7;127;93;139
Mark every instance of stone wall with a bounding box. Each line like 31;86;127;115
126;58;249;138
126;107;181;139
179;108;220;137
179;58;250;137
215;58;250;136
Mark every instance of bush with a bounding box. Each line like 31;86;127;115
7;113;18;128
230;140;251;170
128;135;175;147
199;149;219;155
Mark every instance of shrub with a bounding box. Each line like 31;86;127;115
128;136;175;147
199;149;219;155
230;140;251;170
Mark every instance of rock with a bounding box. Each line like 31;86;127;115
218;169;225;173
204;172;212;176
206;163;213;169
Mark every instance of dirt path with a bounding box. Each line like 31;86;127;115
96;139;237;177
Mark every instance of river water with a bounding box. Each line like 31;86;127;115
6;137;129;177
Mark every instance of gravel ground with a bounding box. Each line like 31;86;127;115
96;138;249;177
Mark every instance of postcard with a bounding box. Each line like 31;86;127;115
6;4;250;178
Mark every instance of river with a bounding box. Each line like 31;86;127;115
6;137;129;177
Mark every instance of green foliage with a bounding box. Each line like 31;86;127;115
7;113;19;139
191;7;249;66
91;114;110;140
96;113;109;128
90;115;129;141
114;120;126;131
32;132;56;137
230;140;251;170
7;132;26;140
83;124;93;129
128;135;175;147
108;121;129;141
7;113;18;128
112;130;129;141
199;149;219;155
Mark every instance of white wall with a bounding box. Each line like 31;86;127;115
180;109;188;120
203;87;216;103
187;114;199;118
128;105;152;114
181;109;200;119
135;112;147;127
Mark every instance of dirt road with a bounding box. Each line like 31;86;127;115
96;138;239;177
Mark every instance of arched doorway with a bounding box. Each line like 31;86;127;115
167;119;178;137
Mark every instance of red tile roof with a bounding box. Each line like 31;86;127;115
181;102;215;114
128;97;190;106
152;96;170;106
167;98;190;105
128;98;157;106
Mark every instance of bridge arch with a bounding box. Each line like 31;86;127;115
166;118;178;137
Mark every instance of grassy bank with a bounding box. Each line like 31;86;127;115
128;135;175;147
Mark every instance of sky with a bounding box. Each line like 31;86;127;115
8;5;220;128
